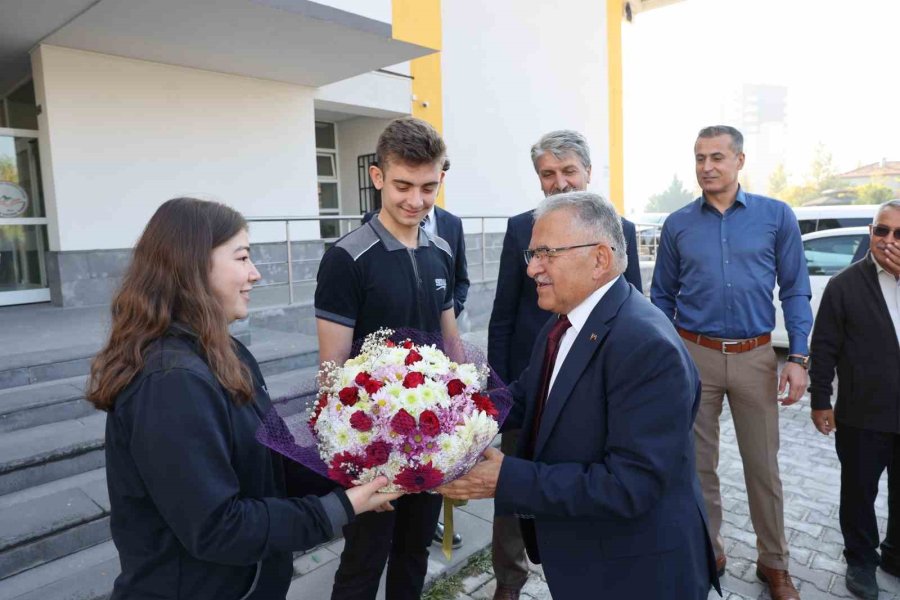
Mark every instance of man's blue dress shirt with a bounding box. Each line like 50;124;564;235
651;188;813;355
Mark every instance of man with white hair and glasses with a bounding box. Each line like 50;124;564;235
808;200;900;600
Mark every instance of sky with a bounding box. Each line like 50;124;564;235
621;0;900;214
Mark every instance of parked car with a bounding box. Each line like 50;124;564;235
792;204;878;235
771;226;870;348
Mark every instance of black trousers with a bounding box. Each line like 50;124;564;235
331;492;442;600
835;422;900;567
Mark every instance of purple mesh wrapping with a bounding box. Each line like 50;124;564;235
255;328;513;489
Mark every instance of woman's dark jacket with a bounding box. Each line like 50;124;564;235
105;326;353;599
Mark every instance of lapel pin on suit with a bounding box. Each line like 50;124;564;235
589;333;598;341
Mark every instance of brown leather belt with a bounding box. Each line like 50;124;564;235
677;327;771;354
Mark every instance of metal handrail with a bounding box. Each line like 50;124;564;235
244;214;510;305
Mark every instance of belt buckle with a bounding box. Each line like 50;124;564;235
720;340;741;355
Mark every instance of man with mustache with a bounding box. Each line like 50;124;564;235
486;130;641;599
808;200;900;599
652;125;812;600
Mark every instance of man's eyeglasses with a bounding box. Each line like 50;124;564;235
872;225;900;241
523;242;608;264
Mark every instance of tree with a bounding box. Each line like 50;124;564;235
645;175;693;213
809;143;842;192
0;155;17;183
767;164;788;197
853;183;895;205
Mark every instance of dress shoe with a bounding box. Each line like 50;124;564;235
715;555;726;578
846;564;879;600
492;585;521;600
756;564;800;600
432;522;463;549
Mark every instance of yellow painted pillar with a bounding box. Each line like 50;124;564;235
606;0;625;214
392;0;446;207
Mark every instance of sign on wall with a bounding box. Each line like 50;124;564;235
0;182;28;217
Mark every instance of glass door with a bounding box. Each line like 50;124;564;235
0;128;50;305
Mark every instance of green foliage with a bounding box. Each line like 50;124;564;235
767;164;788;197
809;143;842;192
0;155;17;183
645;174;694;212
421;549;493;600
853;183;895;205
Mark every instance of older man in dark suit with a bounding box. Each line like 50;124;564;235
442;191;718;600
809;200;900;600
485;130;642;599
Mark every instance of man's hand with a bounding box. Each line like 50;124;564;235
436;447;504;500
811;409;836;436
778;361;808;405
882;241;900;276
345;476;403;515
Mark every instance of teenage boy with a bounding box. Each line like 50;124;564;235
315;116;459;600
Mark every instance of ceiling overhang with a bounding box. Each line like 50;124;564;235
0;0;437;94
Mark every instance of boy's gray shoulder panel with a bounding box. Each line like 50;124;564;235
334;224;381;261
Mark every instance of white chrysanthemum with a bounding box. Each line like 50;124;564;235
455;363;480;387
458;410;499;448
431;434;466;472
398;387;426;415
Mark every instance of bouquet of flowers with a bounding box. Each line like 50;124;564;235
310;328;501;493
256;328;512;494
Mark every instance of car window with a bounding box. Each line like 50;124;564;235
804;235;866;276
798;219;817;235
817;217;871;231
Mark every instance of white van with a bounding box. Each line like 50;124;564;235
792;204;878;235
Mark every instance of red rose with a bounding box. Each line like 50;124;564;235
328;451;365;488
385;340;396;347
354;372;371;386
472;393;499;419
402;340;414;349
404;349;423;365
418;410;441;437
393;462;444;492
364;441;391;467
350;410;374;432
364;379;384;395
446;379;466;397
338;386;359;406
403;371;425;388
391;409;416;435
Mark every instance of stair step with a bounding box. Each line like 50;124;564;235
0;328;318;393
0;495;108;580
0;416;106;496
0;377;92;433
0;541;119;600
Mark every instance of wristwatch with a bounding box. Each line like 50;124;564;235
786;354;810;369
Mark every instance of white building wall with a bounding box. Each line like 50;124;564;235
315;70;412;118
335;116;393;216
32;45;320;251
440;0;610;220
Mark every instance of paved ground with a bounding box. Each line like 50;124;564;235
449;395;897;600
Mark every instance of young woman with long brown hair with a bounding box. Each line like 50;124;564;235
87;198;398;600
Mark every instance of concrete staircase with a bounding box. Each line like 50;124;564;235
0;326;321;600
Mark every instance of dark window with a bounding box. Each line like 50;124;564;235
817;217;871;231
803;235;866;276
798;219;817;235
358;153;381;213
